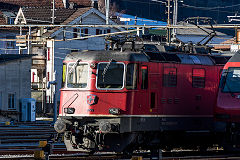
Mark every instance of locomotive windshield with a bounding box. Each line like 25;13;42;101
97;62;125;89
67;63;88;88
221;67;240;93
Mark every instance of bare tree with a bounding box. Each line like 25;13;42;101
97;0;125;24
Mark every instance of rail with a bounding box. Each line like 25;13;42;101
1;121;240;160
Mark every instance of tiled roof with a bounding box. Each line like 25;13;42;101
43;7;92;37
0;2;20;10
22;7;76;24
69;0;92;7
61;7;92;24
0;0;93;8
0;0;64;8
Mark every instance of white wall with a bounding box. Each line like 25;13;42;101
0;58;32;121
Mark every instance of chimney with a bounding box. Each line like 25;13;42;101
92;0;98;9
63;0;69;8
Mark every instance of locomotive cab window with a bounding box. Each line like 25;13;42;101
126;63;137;89
221;67;240;93
97;62;125;89
67;63;89;88
163;67;177;87
192;69;205;88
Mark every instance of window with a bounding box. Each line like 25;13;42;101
8;93;15;110
67;63;89;88
5;36;15;49
96;29;100;35
73;28;78;38
221;67;240;93
73;28;88;38
97;62;125;89
96;29;110;35
141;66;148;89
126;63;137;89
192;68;205;88
163;67;177;87
2;12;15;24
7;17;14;24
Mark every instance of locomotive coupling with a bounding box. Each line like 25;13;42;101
54;119;67;133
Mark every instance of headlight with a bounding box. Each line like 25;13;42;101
109;108;121;115
64;108;75;114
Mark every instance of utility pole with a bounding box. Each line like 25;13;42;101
167;0;170;26
105;0;110;25
51;0;55;24
167;0;171;43
27;27;31;54
172;0;178;39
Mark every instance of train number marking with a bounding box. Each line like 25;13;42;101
87;109;95;112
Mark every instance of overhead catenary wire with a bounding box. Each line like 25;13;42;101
0;24;239;42
1;23;240;28
0;28;143;42
181;3;240;10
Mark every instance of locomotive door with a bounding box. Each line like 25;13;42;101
135;65;149;114
148;65;161;114
149;75;160;113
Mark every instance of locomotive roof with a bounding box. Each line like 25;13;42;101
227;51;240;63
65;50;149;62
65;50;229;65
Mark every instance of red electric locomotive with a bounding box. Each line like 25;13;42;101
215;51;240;149
54;44;227;153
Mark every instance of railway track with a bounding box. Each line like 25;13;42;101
0;121;65;154
1;150;240;160
1;121;240;159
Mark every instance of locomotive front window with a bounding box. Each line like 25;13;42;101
97;62;125;89
222;67;240;93
67;63;88;88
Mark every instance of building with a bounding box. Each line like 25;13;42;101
0;54;32;121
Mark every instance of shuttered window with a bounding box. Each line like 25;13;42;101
163;67;177;87
192;68;205;88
